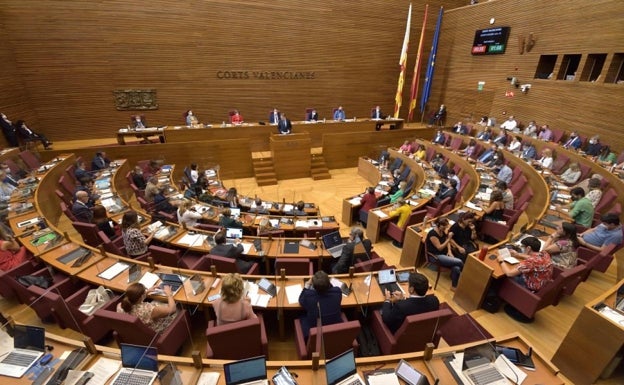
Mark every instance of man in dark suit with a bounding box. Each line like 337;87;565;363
210;231;253;273
14;120;52;149
277;114;292;134
432;130;446;145
91;151;111;171
371;105;385;120
306;109;319;122
434;179;458;204
331;227;372;274
298;271;343;339
72;191;93;222
0;113;19;147
269;108;281;124
452;121;469;135
381;272;440;333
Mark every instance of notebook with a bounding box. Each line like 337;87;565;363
461;345;509;385
223;356;268;385
109;344;159;385
322;231;345;258
0;325;45;378
325;349;364;385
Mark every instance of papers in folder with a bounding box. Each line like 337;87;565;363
244;281;273;308
97;262;130;280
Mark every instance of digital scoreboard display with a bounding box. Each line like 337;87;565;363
471;27;510;55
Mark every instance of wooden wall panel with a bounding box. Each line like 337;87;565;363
427;0;624;152
0;0;464;142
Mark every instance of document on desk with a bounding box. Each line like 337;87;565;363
348;197;362;205
365;371;400;385
495;354;527;384
498;248;520;264
82;356;120;385
197;372;221;385
285;284;303;304
245;281;272;308
372;210;388;218
177;233;205;246
139;271;160;289
240;242;253;254
295;220;309;228
465;201;483;211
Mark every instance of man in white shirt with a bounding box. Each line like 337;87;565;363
500;115;518;132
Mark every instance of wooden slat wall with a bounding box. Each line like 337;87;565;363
427;0;624;152
0;0;464;145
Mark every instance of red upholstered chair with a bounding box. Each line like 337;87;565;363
206;314;268;359
130;183;145;199
436;313;493;346
386;209;427;245
509;176;528;197
294;314;360;360
0;260;43;300
19;150;40;170
204;254;260;275
425;147;436;162
550;128;565;143
72;221;102;248
7;266;67;305
55;189;72;207
60;201;77;222
353;256;389;273
577;244;618;278
480;202;527;243
97;230;126;257
137;196;155;212
58;175;76;197
422;235;451;289
554;264;592;297
147;245;205;270
25;278;85;324
497;268;575;320
274;258;314;276
595;188;617;214
514;189;533;210
425;197;452;219
551;153;570;175
578;162;592;181
156;210;176;224
95;297;191;356
370;304;454;355
449;137;463;151
3;158;24;176
196;223;221;232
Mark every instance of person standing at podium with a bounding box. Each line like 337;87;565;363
277;114;292;134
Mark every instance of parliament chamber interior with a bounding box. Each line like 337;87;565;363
1;0;623;384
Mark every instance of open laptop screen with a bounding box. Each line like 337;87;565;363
224;356;267;385
322;231;343;249
13;325;45;351
325;349;357;385
226;227;243;239
378;269;397;285
120;344;159;371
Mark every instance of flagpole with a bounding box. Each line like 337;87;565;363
407;4;428;123
393;3;412;119
420;7;444;122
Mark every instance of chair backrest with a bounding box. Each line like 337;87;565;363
275;258;313;276
56;189;72;206
306;320;361;360
97;231;125;256
19;150;40;170
550;128;565;143
60;201;77;221
3;159;24;176
515;187;533;210
353;257;386;273
206;317;266;359
389;158;403;172
595;188;617;214
205;254;239;273
551;153;570;174
73;221;102;247
399;165;411;180
509;175;527;196
426;197;451;218
402;176;416;198
148;245;181;267
58;175;76;197
393;307;454;353
449;137;463;151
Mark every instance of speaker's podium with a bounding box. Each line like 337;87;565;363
270;132;311;180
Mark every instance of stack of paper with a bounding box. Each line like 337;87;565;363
465;201;483;211
245;281;272;308
348;197;362;205
285;284;303;304
139;271;160;288
372;210;388;218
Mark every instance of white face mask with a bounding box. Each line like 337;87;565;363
589;140;596;144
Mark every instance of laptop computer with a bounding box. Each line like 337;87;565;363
0;325;45;378
158;273;187;295
322;231;345;258
377;269;402;295
395;359;430;385
461;344;509;385
226;227;244;244
223;356;268;385
325;349;364;385
110;344;159;385
188;274;206;296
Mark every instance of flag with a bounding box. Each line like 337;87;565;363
420;7;444;115
393;3;412;119
407;4;428;122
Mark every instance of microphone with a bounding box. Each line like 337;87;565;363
316;300;326;367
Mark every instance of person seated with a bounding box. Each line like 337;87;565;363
298;271;343;339
432;130;446;145
523;121;538;137
0;113;19;147
143;160;162;180
225;187;240;208
492;130;508;146
477;145;497;164
387;198;411;228
447;169;461;191
74;176;100;207
74;160;93;181
269;108;281;125
452;121;469;135
0;226;28;271
431;153;449;178
537;125;553;141
520;143;537;160
91;151;111;171
476;115;489;127
476;127;492;141
358;187;378;227
543;222;579;269
185;163;199;184
257;217;278;236
494;181;514;210
381;272;439;334
428;104;446;126
332;227;373;274
563;131;582;150
585;135;602;156
121;210;154;257
333;106;346;121
569;187;594;228
389;181;406;204
497;236;553;292
585;177;603;208
185;110;199;126
507;136;522;152
596;145;617;166
72;191;93;223
212;273;257;325
450;212;478;261
0;164;19;187
306;109;319;122
230;110;243;125
496;160;513;185
131;166;147;190
132;115;147;129
371;105;385;120
434;179;458;204
578;213;623;252
92;205;118;239
500;115;518;132
249;198;269;214
481;190;505;221
559;163;582;185
460;139;478;159
285;200;306;216
211;231;253;272
219;208;243;228
177;199;209;229
425;217;463;289
399;140;413;154
532;148;554;170
144;176;162;203
277;114;292;134
14;120;52;150
118;282;177;333
413;144;426;160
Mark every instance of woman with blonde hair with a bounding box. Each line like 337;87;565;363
117;282;177;333
559;163;581;185
177;199;208;229
212;273;257;325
